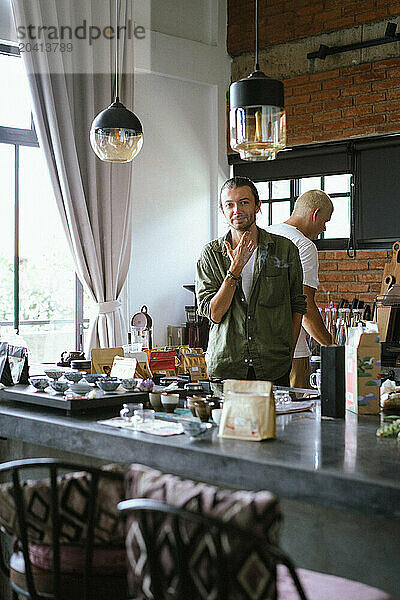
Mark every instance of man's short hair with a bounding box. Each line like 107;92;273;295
293;189;333;217
219;177;260;209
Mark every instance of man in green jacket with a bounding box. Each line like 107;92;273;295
196;176;307;384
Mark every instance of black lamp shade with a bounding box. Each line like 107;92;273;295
230;70;284;110
91;100;143;133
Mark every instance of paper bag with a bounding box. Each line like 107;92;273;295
178;348;208;381
110;356;137;379
0;342;29;386
219;380;276;441
176;346;203;374
135;361;152;379
90;347;124;375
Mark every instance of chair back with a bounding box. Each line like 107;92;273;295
0;457;125;600
118;497;308;600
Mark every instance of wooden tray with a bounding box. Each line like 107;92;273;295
0;384;148;415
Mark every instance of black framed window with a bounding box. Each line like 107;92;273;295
0;43;90;362
231;134;400;250
252;173;351;250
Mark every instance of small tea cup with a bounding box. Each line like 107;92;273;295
310;369;321;394
187;395;204;417
83;373;103;384
194;398;218;422
181;421;212;439
161;393;179;413
211;408;223;426
64;371;86;383
29;377;50;391
120;378;137;391
49;380;69;394
97;377;121;392
194;403;210;423
44;369;64;380
149;392;162;411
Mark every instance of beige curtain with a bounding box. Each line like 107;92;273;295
11;0;135;349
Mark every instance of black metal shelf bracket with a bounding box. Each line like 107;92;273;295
307;22;400;60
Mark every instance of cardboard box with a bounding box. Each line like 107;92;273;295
345;326;381;414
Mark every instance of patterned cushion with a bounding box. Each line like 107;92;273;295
28;543;126;574
0;464;125;545
125;463;282;600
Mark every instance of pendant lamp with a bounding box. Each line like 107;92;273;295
229;0;286;161
90;0;143;162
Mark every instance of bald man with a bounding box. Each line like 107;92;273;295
267;189;333;389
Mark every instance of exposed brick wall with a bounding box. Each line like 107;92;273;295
228;3;398;285
285;58;400;145
316;249;390;307
227;0;400;54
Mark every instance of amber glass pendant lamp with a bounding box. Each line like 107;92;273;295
229;0;286;161
90;0;143;162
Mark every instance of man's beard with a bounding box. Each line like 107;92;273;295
229;213;256;231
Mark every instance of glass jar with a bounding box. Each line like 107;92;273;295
120;402;143;421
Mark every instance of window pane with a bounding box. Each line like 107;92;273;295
299;176;321;193
255;181;269;201
19;146;76;362
324;197;350;238
19;322;75;365
0;54;32;129
256;203;269;229
271;201;291;225
0;144;15;325
325;174;351;194
272;180;290;199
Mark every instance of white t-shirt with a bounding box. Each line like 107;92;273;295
241;250;257;303
267;223;319;358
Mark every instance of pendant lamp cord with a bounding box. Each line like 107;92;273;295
115;0;120;101
255;0;259;71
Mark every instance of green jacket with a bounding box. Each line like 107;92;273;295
196;227;307;381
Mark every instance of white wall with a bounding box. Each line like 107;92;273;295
125;0;230;346
0;0;16;42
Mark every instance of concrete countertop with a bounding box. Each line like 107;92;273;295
0;390;399;520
